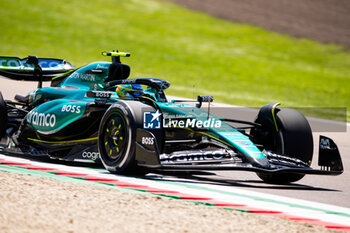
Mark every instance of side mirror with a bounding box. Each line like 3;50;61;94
196;95;213;108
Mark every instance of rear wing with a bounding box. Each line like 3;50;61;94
0;55;75;82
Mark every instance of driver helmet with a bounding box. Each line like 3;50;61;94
116;84;143;98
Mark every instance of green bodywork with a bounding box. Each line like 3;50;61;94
158;103;265;160
22;60;266;163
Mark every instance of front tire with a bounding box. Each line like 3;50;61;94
98;102;139;174
253;107;313;184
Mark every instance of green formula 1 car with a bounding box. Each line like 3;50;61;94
0;51;343;184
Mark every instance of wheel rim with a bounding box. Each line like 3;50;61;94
102;113;128;161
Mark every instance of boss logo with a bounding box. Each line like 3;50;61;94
82;152;100;160
61;104;81;114
87;91;112;98
142;137;154;145
95;92;111;98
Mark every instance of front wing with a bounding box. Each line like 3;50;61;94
136;134;343;176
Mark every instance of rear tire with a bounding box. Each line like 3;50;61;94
0;92;7;138
253;108;313;184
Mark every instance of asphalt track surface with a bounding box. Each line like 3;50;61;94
167;103;350;208
0;77;349;209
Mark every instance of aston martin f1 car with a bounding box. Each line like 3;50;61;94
0;51;343;184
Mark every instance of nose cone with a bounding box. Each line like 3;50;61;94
219;131;270;168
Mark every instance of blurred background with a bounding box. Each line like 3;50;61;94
0;0;349;121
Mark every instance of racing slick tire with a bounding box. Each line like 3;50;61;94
0;92;7;138
253;107;313;184
97;101;147;175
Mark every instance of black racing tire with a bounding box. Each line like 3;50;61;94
255;108;313;184
0;92;7;138
98;101;147;175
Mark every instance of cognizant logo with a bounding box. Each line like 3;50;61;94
82;152;99;160
26;111;56;128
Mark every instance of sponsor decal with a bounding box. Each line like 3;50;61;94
0;58;67;70
238;141;253;146
121;79;136;84
320;138;331;149
86;91;112;98
61;104;81;114
96;64;109;70
70;72;96;82
141;137;154;145
160;149;232;164
26;111;56;128
94;91;112;98
82;152;99;160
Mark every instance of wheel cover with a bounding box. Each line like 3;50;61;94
102;114;128;161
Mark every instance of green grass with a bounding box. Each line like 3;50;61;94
0;0;349;121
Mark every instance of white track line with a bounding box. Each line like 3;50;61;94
1;154;350;227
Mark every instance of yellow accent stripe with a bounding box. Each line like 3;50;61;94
27;137;98;144
198;131;232;147
272;103;280;132
101;51;130;57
